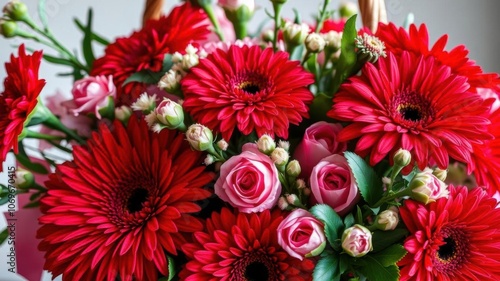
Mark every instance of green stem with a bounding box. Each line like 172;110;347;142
233;20;248;40
272;2;283;52
46;140;73;154
25;130;64;141
314;0;331;33
202;4;225;41
372;188;412;208
43;115;85;144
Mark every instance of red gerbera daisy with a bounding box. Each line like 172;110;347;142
0;44;45;168
373;22;500;93
398;185;500;281
179;208;315;280
37;117;214;281
91;2;210;104
327;52;491;170
181;45;314;140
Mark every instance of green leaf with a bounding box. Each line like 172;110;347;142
357;262;400;281
38;0;49;30
42;54;75;67
0;184;10;205
330;14;357;95
372;228;409;252
123;69;164;86
167;255;176;281
0;228;8;246
74;18;110;45
81;8;96;68
313;254;340;281
162;54;174;72
310;204;344;248
343;213;355;228
344;151;383;206
370;244;407;267
338;254;350;276
15;143;49;175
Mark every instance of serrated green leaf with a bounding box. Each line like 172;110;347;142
330;14;357;95
372;228;409;252
356;257;400;281
344;151;383;206
313;254;340;281
338;254;350;276
371;244;407;267
123;70;164;86
81;8;96;68
0;228;8;246
167;255;176;281
343;213;355;228
310;204;344;248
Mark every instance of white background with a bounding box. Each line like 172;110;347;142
0;0;499;280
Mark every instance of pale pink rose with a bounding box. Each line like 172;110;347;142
218;0;255;12
309;154;360;216
277;208;326;260
39;91;93;150
71;75;116;119
215;143;281;213
294;121;347;179
341;224;372;257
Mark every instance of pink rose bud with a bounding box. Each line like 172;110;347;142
277;208;326;260
217;139;229;151
154;98;184;129
215;143;281;213
309;154;360;217
271;147;289;166
341;224;372;257
257;134;275;154
71;75;117;119
218;0;255;13
186;124;214;151
278;196;289;210
294;121;347;179
375;206;399;231
409;168;449;204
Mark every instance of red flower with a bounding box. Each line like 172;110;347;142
179;208;315;280
91;2;210;104
37;117;214;281
327;52;491;170
374;23;500;93
0;45;45;168
181;45;314;140
320;18;346;33
399;185;500;280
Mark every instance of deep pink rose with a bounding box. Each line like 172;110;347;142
309;154;360;216
294;121;347;179
277;208;326;260
215;143;281;213
71;75;116;119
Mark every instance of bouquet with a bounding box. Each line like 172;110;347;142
1;0;500;280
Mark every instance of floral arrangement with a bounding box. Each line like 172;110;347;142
1;0;500;280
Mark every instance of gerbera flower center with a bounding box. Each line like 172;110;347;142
433;226;469;273
127;187;149;213
232;71;271;97
239;81;261;95
233;250;278;281
391;91;434;127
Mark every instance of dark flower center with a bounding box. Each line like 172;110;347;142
240;82;261;95
398;104;422;122
391;91;434;128
127;188;149;213
433;226;469;274
245;262;269;281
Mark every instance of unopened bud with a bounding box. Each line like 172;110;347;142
0;19;17;38
283;22;310;47
286;194;299;205
341;224;372;257
286;160;301;177
339;2;358;19
14;168;34;189
375;206;399;231
278;196;289;210
257;134;275;154
302;187;311;196
409;168;449;204
261;29;274;43
271;147;289;166
322;31;342;52
158;70;181;93
154;98;184;129
3;0;28;21
278;140;290;151
204;154;215;165
433;168;447;182
296;178;306;189
305;32;326;53
114;105;132;123
217;139;228;151
393;148;411;167
186;124;214;151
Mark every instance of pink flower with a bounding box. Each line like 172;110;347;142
309;154;360;216
215;143;281;213
277;208;326;260
294;121;347;179
341;224;372;257
409;168;449;204
70;75;116;119
218;0;255;13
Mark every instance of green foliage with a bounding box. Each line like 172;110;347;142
123;54;173;86
372;228;409;253
15;143;49;175
313;252;340;281
310;204;344;249
344;151;383;206
355;245;407;281
330;15;357;95
0;228;8;246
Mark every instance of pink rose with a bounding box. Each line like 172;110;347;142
309;154;360;216
218;0;255;12
341;224;372;257
277;208;326;260
215;143;281;213
294;121;347;179
71;75;116;119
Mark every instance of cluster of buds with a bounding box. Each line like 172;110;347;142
0;1;35;39
185;123;227;165
131;94;186;133
322;31;342;53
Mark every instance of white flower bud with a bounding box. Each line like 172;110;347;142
217;139;229;151
257;134;276;154
305;33;326;53
271;147;289;166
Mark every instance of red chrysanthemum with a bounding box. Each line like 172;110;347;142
37;117;214;281
181;45;314;140
179;208;315;280
0;44;45;168
468;108;500;194
91;2;209;104
327;52;491;170
398;185;500;281
373;22;500;93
